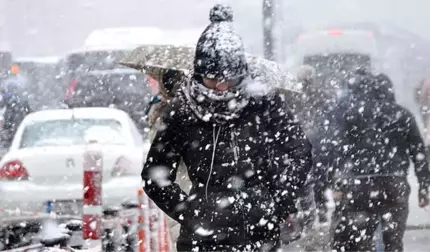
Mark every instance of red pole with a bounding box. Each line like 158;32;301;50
161;215;170;252
137;188;150;252
149;200;159;252
82;141;103;248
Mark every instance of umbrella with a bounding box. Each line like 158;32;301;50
119;44;301;97
119;44;194;81
245;53;301;94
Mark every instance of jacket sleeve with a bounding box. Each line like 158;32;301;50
406;113;430;196
141;104;189;223
267;93;313;217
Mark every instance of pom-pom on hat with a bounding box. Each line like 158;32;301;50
193;4;248;82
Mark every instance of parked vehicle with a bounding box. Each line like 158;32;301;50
63;69;153;133
0;107;150;214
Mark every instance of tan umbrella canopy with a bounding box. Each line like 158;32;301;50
245;53;301;94
119;44;194;82
119;44;301;97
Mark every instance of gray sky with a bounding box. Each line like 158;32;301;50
2;0;430;58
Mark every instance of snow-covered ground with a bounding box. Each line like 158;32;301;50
282;227;430;252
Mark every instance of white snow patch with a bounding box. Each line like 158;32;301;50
228;99;238;110
258;218;268;226
194;210;200;216
89;221;97;230
245;80;272;97
149;166;172;187
195;227;214;236
382;212;392;220
39;220;70;242
228;196;235;204
370;191;380;198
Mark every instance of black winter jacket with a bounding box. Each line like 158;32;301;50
331;94;430;197
141;90;312;246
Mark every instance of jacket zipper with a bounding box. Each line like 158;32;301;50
206;125;221;202
231;128;248;243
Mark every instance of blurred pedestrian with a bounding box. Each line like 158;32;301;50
329;70;430;252
296;65;332;225
0;77;31;148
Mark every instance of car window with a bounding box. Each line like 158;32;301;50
304;54;371;75
71;73;151;107
105;73;150;96
20;118;126;148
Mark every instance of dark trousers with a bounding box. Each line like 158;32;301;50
312;146;330;222
331;176;410;252
331;199;409;252
314;180;328;222
298;182;317;229
176;241;281;252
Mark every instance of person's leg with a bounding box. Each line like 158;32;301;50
300;182;317;231
331;205;379;252
176;241;232;252
313;147;331;224
314;180;328;223
380;205;408;252
374;219;385;252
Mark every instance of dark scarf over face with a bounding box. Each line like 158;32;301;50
183;77;250;124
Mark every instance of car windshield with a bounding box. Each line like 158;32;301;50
303;54;371;98
20;118;125;148
304;54;372;75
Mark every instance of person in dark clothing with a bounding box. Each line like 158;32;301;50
0;78;31;148
329;70;430;252
141;4;313;252
417;78;430;128
296;65;335;225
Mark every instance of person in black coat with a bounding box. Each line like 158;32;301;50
295;65;339;225
329;70;430;252
0;79;31;148
141;4;313;252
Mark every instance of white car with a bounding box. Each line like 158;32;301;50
0;107;150;215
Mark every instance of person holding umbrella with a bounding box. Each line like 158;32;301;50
141;4;312;252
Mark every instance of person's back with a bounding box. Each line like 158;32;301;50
331;71;430;252
296;65;336;224
340;98;420;177
335;72;427;180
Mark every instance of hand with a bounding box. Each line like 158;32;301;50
419;193;430;208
